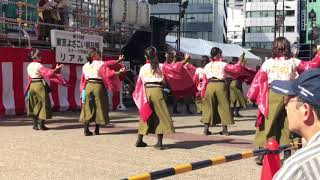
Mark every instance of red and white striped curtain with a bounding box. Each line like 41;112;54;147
0;47;120;116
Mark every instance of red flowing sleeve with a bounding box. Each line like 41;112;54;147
162;62;197;99
79;73;86;93
40;66;68;86
297;53;320;74
224;62;257;83
99;63;121;92
103;60;118;67
201;74;208;98
104;60;126;81
184;63;196;78
247;69;269;117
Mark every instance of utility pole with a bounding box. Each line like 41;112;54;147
178;2;181;51
274;0;278;40
282;0;285;36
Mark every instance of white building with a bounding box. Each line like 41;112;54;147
227;0;245;45
244;0;299;49
212;0;228;43
150;0;228;43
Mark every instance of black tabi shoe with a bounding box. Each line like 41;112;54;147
219;126;229;136
84;131;93;136
218;131;229;136
33;119;39;130
39;121;49;131
234;113;242;117
94;124;100;135
84;123;92;136
153;144;164;150
203;131;213;135
135;141;148;147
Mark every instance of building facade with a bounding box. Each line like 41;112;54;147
245;0;299;49
306;0;320;44
227;0;245;45
150;0;228;43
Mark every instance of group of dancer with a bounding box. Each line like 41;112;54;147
25;37;320;156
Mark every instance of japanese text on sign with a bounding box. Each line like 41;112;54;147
50;30;103;64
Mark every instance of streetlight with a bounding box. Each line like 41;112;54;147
309;9;316;46
183;16;195;37
273;0;278;40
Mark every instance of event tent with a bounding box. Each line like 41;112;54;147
166;36;262;68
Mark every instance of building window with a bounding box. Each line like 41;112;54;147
286;26;294;32
286;10;295;17
246;42;272;49
246;26;294;33
246;10;295;18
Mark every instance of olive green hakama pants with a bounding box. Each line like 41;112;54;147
229;80;247;108
27;81;52;120
201;82;234;126
80;82;109;125
138;87;175;135
254;90;291;147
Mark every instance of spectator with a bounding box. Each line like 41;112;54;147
38;0;69;40
271;69;320;180
54;0;70;27
38;0;55;40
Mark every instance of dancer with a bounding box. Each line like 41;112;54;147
133;47;194;150
247;37;320;165
228;57;247;117
80;48;125;136
201;47;251;135
26;49;68;130
194;55;210;114
165;51;194;114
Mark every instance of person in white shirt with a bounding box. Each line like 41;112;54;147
247;37;320;165
271;69;320;180
79;48;125;136
135;47;191;150
26;49;65;130
201;47;246;135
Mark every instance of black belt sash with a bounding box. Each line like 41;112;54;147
87;78;103;83
208;78;225;83
31;78;44;82
145;82;163;88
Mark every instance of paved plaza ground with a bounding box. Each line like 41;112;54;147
0;106;263;180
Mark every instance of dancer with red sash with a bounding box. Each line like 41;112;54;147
165;51;196;114
26;49;68;130
201;47;252;135
79;48;125;136
193;56;210;114
247;37;320;165
227;57;251;117
133;47;196;150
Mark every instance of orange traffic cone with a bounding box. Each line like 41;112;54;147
260;138;281;180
